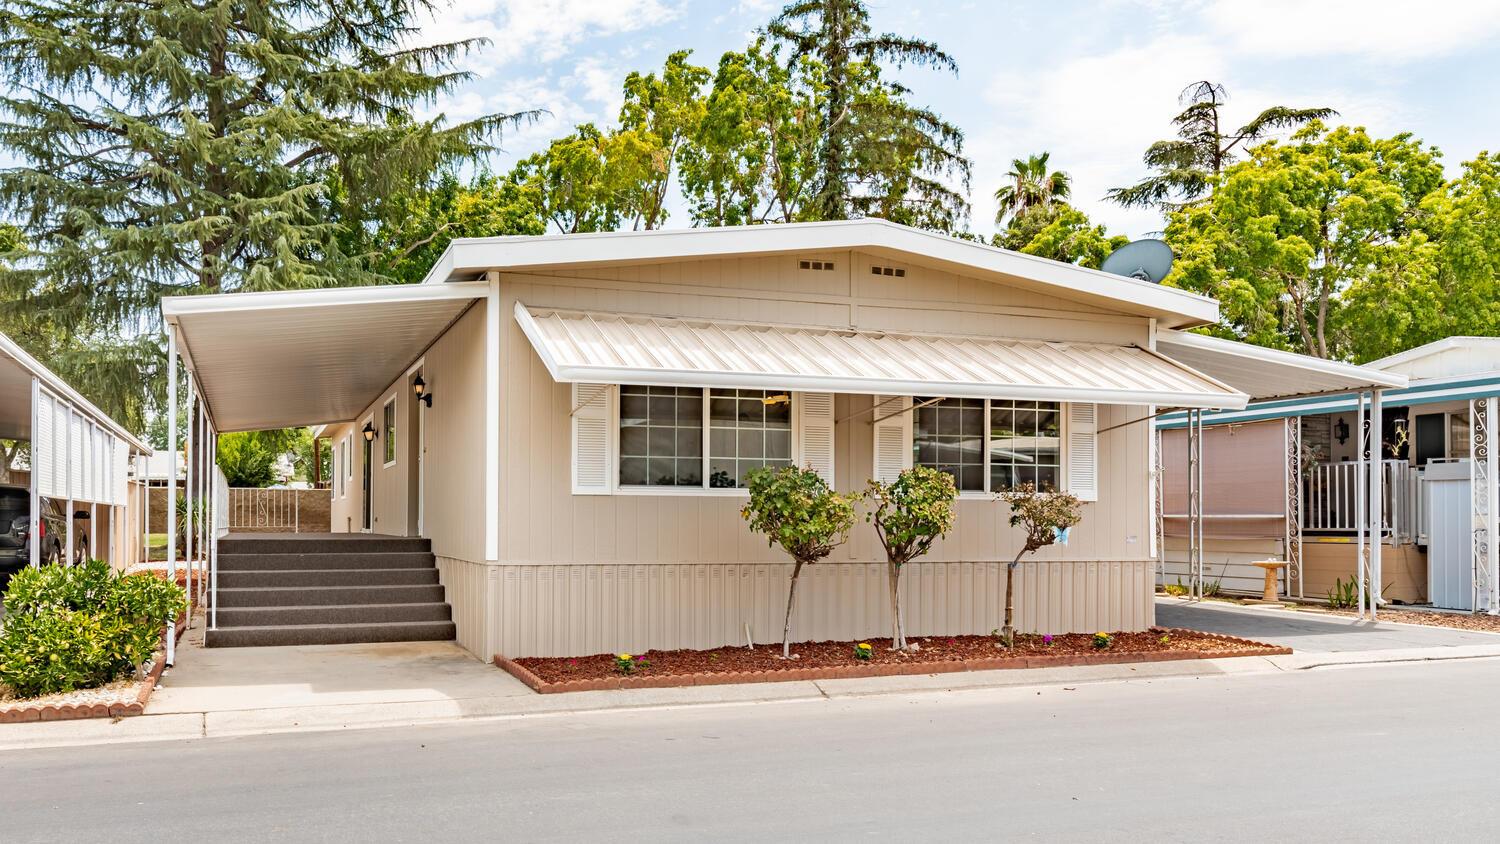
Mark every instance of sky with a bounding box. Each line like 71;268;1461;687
413;0;1500;239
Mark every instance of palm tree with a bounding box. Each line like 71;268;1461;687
993;152;1071;226
768;0;970;226
1108;81;1335;210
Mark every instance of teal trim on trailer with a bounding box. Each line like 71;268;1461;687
1158;372;1500;429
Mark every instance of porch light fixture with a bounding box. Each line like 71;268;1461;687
362;421;377;442
1334;417;1349;445
413;374;432;407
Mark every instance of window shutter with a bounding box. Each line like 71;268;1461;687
1065;402;1098;502
871;395;913;484
796;392;836;487
571;383;613;495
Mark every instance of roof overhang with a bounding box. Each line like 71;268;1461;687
1155;330;1407;401
515;303;1248;409
162;282;488;432
0;332;151;452
425;219;1221;330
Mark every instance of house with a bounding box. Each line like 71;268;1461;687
1158;336;1499;612
160;219;1399;660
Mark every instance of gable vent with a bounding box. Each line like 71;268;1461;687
799;259;835;271
870;265;906;277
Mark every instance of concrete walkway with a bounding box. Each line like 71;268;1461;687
1157;597;1500;652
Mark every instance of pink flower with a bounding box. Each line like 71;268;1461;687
1042;635;1054;645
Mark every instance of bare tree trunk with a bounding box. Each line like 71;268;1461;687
782;559;806;659
888;560;905;651
1001;550;1025;647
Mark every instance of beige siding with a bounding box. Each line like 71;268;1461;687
478;251;1160;658
325;422;357;534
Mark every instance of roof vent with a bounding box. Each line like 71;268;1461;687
799;259;835;271
870;265;906;278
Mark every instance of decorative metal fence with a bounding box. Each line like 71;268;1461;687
227;487;305;532
1302;459;1420;543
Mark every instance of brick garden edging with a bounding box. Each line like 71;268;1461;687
494;630;1292;694
0;613;186;724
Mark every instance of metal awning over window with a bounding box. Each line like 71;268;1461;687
514;303;1249;410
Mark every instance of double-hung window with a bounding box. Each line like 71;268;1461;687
913;397;1062;493
618;385;792;490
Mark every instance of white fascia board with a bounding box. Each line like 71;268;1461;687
1158;329;1409;390
162;279;490;318
1368;336;1500;371
440;220;1221;328
0;332;153;454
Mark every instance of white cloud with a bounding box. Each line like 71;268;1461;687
1203;0;1500;60
414;0;682;70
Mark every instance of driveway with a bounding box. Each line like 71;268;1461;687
1157;598;1500;653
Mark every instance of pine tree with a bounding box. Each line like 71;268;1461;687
768;0;969;228
0;0;528;426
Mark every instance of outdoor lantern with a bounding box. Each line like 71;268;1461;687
362;421;376;442
413;374;432;407
1334;417;1349;445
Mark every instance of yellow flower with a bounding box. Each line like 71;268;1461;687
618;653;632;660
857;642;871;650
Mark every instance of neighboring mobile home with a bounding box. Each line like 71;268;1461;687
1159;336;1500;612
161;219;1396;660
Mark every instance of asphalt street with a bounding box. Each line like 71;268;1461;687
5;658;1498;842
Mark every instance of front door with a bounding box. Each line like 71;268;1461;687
361;431;372;532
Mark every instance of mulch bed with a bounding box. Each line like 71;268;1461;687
1317;606;1500;633
496;628;1290;694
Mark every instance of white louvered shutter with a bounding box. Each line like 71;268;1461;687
52;402;68;497
871;395;913;484
1065;402;1098;502
113;438;129;505
34;393;54;497
795;392;836;487
571;383;614;495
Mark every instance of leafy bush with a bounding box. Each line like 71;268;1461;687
742;466;856;658
996;483;1082;647
0;561;185;698
863;466;958;651
1328;575;1359;609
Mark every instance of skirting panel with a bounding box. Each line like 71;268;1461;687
480;560;1155;659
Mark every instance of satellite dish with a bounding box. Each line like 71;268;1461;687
1101;239;1174;283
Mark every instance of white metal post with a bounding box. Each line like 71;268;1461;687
65;408;74;566
184;380;195;622
166;331;178;666
140;454;148;563
1369;389;1384;619
1488;397;1499;615
28;378;40;568
210;430;219;630
198;401;207;608
1355;393;1367;619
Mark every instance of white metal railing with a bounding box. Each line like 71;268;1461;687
215;469;229;538
1303;459;1420;542
227;487;302;532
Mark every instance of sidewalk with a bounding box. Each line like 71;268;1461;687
7;611;1500;752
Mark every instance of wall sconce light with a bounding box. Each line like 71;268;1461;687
413;374;432;407
762;393;790;406
1334;417;1349;445
362;421;377;442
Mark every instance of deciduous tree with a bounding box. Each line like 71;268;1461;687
996;483;1081;648
863;466;957;651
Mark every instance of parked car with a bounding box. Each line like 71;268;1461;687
0;485;90;590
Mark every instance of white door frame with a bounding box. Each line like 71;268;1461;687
404;358;427;537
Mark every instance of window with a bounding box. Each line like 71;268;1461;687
618;386;792;490
382;398;397;466
709;388;792;488
914;398;1061;493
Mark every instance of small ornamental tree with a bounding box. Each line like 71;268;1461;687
863;466;958;651
741;466;856;658
996;483;1082;647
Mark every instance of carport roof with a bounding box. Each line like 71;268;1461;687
161;282;488;432
0;332;151;452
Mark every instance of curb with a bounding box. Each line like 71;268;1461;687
494;629;1291;694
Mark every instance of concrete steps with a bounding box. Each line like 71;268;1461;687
206;534;454;649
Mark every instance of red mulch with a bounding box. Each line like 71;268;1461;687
514;629;1281;684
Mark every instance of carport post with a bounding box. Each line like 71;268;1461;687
29;377;39;568
210;429;218;630
166;330;178;666
184;379;195;622
1373;390;1383;616
64;407;73;566
1355;393;1367;620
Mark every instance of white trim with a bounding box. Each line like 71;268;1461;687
1370;336;1500;371
425;219;1220;328
161;279;489;317
484;274;500;558
1157;329;1408;391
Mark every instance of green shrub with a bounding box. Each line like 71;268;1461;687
0;561;185;698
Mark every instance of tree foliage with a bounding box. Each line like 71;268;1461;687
0;0;528;430
1163;123;1451;359
862;466;957;651
995;483;1081;647
994;152;1071;226
996;203;1127;269
1109;81;1336;210
741;465;856;658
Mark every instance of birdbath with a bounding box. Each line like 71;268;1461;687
1250;560;1289;604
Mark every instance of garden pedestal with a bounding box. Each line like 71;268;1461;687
1250;560;1289;604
